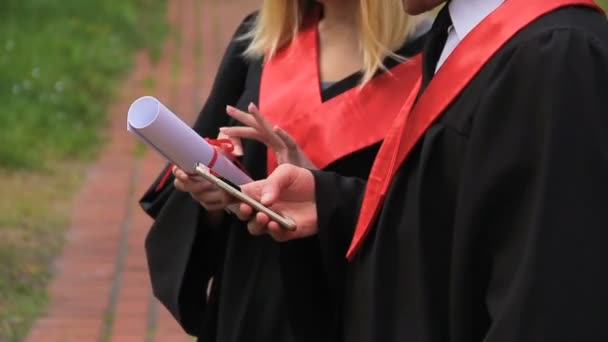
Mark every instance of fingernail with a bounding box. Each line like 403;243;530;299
219;127;228;133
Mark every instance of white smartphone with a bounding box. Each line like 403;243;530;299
194;163;296;231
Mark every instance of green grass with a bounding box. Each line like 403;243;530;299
0;0;168;340
0;0;168;170
0;164;83;341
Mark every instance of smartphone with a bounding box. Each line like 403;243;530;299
194;163;296;231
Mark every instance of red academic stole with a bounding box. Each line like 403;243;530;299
259;7;422;174
346;0;604;260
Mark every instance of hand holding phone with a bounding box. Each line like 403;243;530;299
194;163;297;230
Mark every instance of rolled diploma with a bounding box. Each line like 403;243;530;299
127;96;252;185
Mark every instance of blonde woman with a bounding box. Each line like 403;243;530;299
141;0;430;341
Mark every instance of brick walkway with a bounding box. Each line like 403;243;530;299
25;0;257;341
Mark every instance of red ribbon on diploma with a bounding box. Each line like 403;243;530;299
154;137;250;192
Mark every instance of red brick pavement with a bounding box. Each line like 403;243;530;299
25;0;257;341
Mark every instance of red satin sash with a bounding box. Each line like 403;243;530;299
259;6;423;174
346;0;604;259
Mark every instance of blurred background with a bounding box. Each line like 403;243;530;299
0;0;607;341
1;0;167;340
0;0;258;340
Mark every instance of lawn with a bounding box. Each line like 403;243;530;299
0;0;166;169
0;0;167;340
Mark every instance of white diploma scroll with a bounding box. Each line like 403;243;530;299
127;96;252;185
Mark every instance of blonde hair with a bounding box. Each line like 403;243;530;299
242;0;425;84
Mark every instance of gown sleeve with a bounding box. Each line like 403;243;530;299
276;170;367;341
453;28;608;341
313;171;367;263
142;12;256;336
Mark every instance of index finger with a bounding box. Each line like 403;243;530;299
247;103;284;148
226;105;260;130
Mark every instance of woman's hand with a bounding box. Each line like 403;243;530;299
172;165;235;212
220;103;316;169
236;164;319;241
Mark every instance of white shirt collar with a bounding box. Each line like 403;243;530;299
448;0;505;40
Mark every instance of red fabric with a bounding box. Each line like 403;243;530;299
155;165;175;192
259;4;423;174
346;0;604;260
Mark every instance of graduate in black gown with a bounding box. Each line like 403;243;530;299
140;0;431;341
237;0;608;341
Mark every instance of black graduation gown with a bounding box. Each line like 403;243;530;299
140;12;426;342
312;6;608;342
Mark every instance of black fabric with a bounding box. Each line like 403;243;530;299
312;6;608;342
280;172;368;342
141;11;428;342
420;6;452;92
